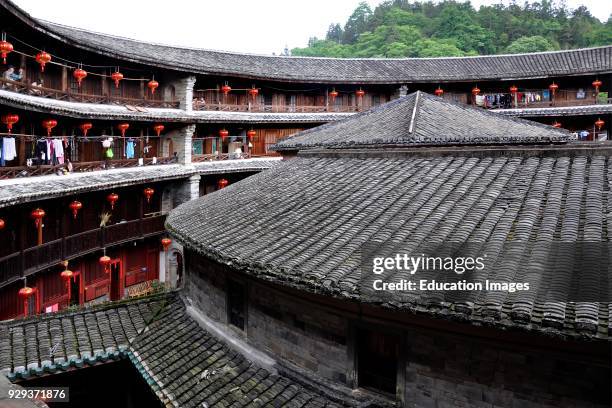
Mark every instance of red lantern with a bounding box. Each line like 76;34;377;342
549;82;558;96
153;124;165;137
117;123;129;137
99;255;111;272
509;85;518;94
217;178;228;189
31;208;45;228
60;269;73;280
35;51;52;72
434;87;444;97
592;79;602;93
355;88;365;98
471;86;480;96
144;187;154;203
221;84;231;95
107;193;119;210
42;119;57;136
329;89;339;101
249;86;259;100
69;201;82;219
73;68;87;87
0;40;13;64
595;118;605;130
161;238;172;251
18;286;34;299
111;71;123;88
147;79;159;95
80;122;93;137
1;113;19;133
552;121;562;128
219;129;229;139
247;129;256;140
0;218;4;230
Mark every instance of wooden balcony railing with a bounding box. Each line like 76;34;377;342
192;101;369;113
0;157;177;180
0;77;180;108
0;214;167;288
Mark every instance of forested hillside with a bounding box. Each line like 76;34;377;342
291;0;612;57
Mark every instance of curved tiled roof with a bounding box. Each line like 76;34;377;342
274;92;569;150
0;90;349;124
1;0;610;84
167;149;612;340
0;158;282;209
1;293;353;407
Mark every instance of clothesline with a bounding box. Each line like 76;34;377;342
0;132;161;140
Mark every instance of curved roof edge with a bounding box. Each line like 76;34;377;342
1;0;610;84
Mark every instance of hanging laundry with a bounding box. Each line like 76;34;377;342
125;139;135;159
2;137;16;161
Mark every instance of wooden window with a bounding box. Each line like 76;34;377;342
227;280;246;330
357;328;399;395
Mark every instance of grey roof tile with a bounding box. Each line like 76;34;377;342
167;151;612;340
274;92;569;150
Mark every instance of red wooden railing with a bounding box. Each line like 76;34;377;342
0;214;167;288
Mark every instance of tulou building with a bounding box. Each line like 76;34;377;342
0;0;609;406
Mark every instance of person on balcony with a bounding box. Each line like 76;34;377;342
9;68;23;82
2;66;14;89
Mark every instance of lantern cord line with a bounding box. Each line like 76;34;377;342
0;132;162;140
6;33;144;71
6;36;154;81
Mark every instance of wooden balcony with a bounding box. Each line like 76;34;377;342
0;213;167;288
0;77;180;108
192;101;370;113
0;157;177;180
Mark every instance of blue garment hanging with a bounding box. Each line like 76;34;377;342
125;139;135;159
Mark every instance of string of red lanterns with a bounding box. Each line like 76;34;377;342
99;255;111;273
434;86;444;97
221;83;232;95
147;79;159;95
111;70;123;88
247;129;256;140
548;82;558;96
1;113;19;133
0;33;13;64
592;79;602;93
0;218;4;230
117;123;130;137
471;86;481;96
355;88;365;98
69;200;82;219
595;118;605;130
219;129;229;139
217;178;229;189
249;86;259;100
144;187;155;203
35;51;52;72
161;237;172;251
107;193;119;210
80;122;93;136
153;124;165;137
329;88;339;101
73;66;87;88
42;119;57;136
18;285;34;317
509;85;518;94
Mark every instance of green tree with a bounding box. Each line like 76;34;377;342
326;24;343;43
342;2;373;44
505;35;556;53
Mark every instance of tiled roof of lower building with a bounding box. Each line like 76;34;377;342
167;149;612;341
0;158;281;209
0;293;355;407
274;92;569;151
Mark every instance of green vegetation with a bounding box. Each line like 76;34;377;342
292;0;612;58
